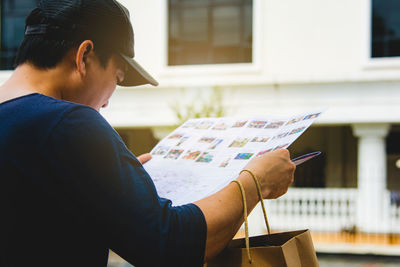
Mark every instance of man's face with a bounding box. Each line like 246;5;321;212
80;53;126;111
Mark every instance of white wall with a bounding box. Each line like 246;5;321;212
98;0;400;127
118;0;400;81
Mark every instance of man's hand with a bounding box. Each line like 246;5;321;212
243;149;295;199
137;153;152;164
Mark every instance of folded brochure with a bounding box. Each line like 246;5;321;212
144;110;323;206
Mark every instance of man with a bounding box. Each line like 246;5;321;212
0;0;295;266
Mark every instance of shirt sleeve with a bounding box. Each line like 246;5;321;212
43;106;207;267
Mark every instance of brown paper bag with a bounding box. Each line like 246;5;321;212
207;229;318;267
207;177;319;267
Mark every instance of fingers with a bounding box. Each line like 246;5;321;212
247;148;296;199
137;153;152;164
272;149;292;163
274;149;296;173
274;148;290;157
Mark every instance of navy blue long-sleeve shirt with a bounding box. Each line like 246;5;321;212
0;93;207;267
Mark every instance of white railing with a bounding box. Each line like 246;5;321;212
246;188;400;235
266;188;358;232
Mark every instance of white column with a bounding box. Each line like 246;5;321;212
352;124;390;233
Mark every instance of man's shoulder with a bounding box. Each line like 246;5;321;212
0;92;95;119
0;93;111;147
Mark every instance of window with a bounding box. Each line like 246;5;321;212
168;0;253;66
0;0;39;70
371;0;400;58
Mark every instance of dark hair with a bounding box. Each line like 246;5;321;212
15;8;113;69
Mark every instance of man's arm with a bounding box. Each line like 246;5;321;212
194;149;295;262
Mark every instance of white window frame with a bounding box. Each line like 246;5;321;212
363;0;400;69
158;0;264;77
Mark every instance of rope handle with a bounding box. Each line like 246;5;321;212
231;170;271;263
231;180;252;264
240;169;271;234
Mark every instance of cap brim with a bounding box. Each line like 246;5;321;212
118;53;159;87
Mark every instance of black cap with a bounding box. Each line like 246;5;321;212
25;0;158;87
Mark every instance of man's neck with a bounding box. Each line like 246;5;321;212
0;62;75;104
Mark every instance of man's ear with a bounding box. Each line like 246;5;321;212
75;40;94;76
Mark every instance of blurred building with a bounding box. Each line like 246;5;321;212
2;0;400;254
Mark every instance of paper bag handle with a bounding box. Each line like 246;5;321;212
231;170;272;263
240;169;271;235
231;180;253;264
